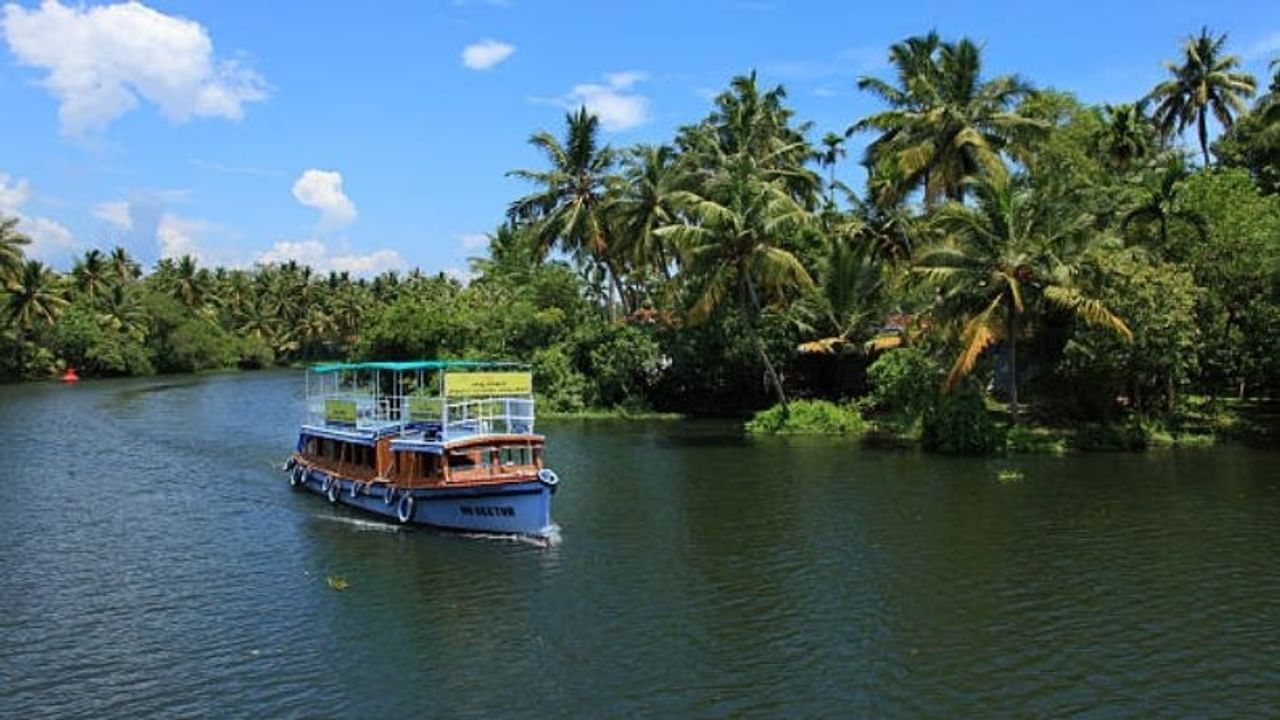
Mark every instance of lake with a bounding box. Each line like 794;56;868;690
2;371;1279;717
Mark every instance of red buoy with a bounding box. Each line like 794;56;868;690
60;368;80;383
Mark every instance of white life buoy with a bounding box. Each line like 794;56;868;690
290;465;304;487
350;481;362;500
538;468;560;486
326;477;340;504
396;493;415;524
383;484;397;506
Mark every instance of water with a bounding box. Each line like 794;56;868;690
2;372;1279;717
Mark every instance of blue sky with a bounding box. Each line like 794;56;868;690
2;0;1278;276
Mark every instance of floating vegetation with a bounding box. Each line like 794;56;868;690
997;469;1025;484
326;575;351;591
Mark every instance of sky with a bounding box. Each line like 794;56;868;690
1;0;1278;278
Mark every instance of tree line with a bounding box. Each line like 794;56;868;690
3;28;1279;432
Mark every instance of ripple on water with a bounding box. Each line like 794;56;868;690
2;377;1279;717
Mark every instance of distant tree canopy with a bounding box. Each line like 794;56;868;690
4;29;1280;427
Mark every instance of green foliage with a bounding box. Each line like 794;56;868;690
1006;426;1068;454
921;390;1006;454
532;346;590;413
1072;420;1151;451
47;302;152;376
1053;247;1200;417
584;323;663;408
866;347;940;423
235;334;276;369
996;468;1025;483
2;32;1279;451
745;399;867;435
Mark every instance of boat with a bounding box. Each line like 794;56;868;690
60;367;80;383
284;360;559;539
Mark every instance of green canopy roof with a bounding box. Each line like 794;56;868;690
309;360;525;374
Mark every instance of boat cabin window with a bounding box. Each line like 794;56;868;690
499;446;533;466
449;452;477;472
309;438;376;469
418;453;441;479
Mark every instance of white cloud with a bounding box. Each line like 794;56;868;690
812;86;837;98
23;216;76;259
444;267;472;286
93;200;133;231
292;169;357;226
461;39;515;70
258;239;328;267
557;71;651;131
257;239;404;276
330;249;404;275
1;0;267;137
156;212;207;260
0;172;77;263
0;173;31;215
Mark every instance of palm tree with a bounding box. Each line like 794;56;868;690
6;260;68;334
171;255;210;309
1;216;30;291
1259;59;1280;137
469;223;542;287
1096;103;1154;172
71;249;110;300
658;152;816;409
508;107;626;314
852;33;1045;207
680;72;820;205
818;132;846;204
108;246;140;285
916;177;1132;416
1120;156;1207;250
795;227;885;356
613;144;685;281
97;283;148;342
1147;27;1256;166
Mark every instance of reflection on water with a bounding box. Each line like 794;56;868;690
1;372;1279;717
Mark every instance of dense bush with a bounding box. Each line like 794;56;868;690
866;347;940;423
532;345;590;413
921;390;1006;454
745;399;867;435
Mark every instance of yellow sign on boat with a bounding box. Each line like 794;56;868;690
325;399;357;424
445;371;532;396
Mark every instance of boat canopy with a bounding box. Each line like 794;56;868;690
302;358;537;442
309;360;526;374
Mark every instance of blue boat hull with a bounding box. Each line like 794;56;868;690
293;466;555;538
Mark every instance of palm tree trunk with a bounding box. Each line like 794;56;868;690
655;243;673;282
1007;309;1019;421
605;258;630;320
1198;111;1210;167
742;275;787;411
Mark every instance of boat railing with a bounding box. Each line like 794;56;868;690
444;396;536;438
306;392;412;430
306;391;536;438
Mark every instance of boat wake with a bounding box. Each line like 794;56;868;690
453;523;562;548
314;514;404;533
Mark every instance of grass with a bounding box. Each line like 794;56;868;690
745;399;868;435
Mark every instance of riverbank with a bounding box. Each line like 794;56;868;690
746;396;1279;454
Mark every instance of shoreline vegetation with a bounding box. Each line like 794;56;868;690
4;30;1280;456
